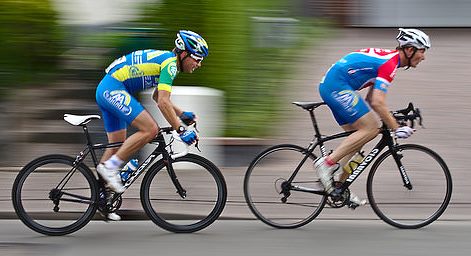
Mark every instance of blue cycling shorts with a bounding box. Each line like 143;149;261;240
95;75;145;132
319;69;370;126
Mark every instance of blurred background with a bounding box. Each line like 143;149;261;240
1;0;470;172
0;0;471;237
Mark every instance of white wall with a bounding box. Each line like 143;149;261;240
352;0;471;27
51;0;157;25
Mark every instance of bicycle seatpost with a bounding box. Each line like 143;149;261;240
308;110;323;140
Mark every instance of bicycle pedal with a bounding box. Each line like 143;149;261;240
348;202;359;210
98;211;110;222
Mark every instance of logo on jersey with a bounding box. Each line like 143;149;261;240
333;90;359;116
103;90;133;115
348;67;373;75
143;76;155;88
168;62;177;79
129;65;144;78
356;48;398;59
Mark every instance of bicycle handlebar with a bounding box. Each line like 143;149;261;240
159;125;198;159
391;102;423;128
170;130;190;159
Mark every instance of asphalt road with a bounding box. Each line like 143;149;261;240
1;219;470;256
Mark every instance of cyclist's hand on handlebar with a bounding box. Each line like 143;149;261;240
179;129;198;145
394;126;415;139
180;111;197;126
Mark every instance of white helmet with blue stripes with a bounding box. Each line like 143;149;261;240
396;28;431;49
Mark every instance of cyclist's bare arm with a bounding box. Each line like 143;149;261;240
369;88;399;131
154;89;182;130
365;86;374;103
153;89;184;116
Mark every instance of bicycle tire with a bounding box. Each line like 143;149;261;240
12;154;99;236
367;144;452;229
244;144;327;229
140;154;227;233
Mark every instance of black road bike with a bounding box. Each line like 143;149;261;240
244;102;452;229
12;114;227;236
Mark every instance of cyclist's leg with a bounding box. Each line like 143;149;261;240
113;110;159;161
336;123;368;182
319;82;378;163
317;78;378;193
328;113;374;206
96;76;128;164
96;75;159;163
100;129;126;163
329;112;378;163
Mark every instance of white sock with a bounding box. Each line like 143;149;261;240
104;155;124;170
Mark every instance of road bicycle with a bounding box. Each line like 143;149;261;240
244;102;452;229
12;114;227;236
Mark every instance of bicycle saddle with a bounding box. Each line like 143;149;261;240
64;114;101;126
292;101;326;111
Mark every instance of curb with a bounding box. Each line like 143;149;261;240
0;210;256;221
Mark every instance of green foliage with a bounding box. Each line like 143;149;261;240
0;0;64;97
131;0;326;137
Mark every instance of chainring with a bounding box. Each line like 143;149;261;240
98;189;122;213
326;181;350;208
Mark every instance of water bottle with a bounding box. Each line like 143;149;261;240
120;159;138;182
342;151;365;174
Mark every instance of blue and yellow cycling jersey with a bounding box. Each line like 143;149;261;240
105;49;179;94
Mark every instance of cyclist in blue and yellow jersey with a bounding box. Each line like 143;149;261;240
95;30;208;220
314;28;431;206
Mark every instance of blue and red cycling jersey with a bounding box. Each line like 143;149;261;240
319;48;400;125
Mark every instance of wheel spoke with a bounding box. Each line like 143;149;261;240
244;144;327;229
367;144;452;229
141;154;226;233
12;155;98;236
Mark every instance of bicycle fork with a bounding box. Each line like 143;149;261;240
389;147;413;190
163;152;187;198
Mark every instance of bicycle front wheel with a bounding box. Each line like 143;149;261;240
367;144;452;229
141;154;227;233
12;154;98;236
244;144;327;229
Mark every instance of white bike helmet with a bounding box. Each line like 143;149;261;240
396;28;431;49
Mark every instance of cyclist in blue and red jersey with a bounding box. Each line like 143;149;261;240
314;28;431;206
95;30;208;220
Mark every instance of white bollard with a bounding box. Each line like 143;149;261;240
140;86;224;166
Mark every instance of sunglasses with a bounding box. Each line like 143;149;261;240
190;54;204;63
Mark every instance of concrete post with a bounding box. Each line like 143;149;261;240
140;86;224;166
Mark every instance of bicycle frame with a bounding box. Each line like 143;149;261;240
286;108;412;199
56;124;185;207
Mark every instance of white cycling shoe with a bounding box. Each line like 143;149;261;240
107;212;122;221
349;192;367;206
97;164;125;193
314;157;336;194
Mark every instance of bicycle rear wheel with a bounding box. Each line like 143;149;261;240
367;144;452;229
244;144;327;229
141;154;227;233
12;154;98;236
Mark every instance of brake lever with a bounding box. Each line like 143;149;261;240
396;102;414;116
194;140;201;152
189;122;201;152
415;108;425;128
